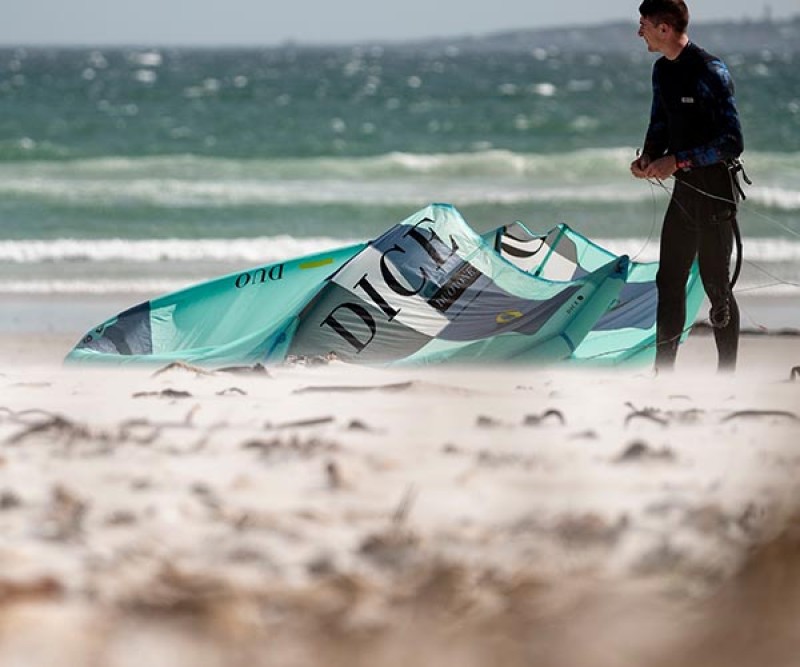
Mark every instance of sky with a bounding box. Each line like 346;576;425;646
2;0;798;46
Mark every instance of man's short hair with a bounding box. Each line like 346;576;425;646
639;0;690;33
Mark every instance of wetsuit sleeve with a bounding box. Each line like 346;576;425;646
642;67;669;160
674;59;744;169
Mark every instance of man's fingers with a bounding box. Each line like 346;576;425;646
644;163;667;179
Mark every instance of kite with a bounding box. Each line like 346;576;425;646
66;204;703;366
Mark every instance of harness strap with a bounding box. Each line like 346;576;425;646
728;158;751;202
726;159;749;288
731;216;743;289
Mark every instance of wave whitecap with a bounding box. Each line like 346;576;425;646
1;149;797;209
2;235;800;265
0;236;353;264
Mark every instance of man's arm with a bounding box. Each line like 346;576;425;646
642;68;669;162
674;59;744;169
632;67;673;179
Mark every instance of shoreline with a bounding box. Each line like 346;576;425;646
1;291;797;372
3;291;798;334
0;293;800;361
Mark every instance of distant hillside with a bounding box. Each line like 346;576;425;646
395;17;800;54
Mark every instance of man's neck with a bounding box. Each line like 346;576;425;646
662;34;690;61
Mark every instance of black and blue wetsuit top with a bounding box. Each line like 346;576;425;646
643;42;743;170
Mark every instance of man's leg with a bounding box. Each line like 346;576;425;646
655;188;699;371
699;211;739;372
697;165;740;372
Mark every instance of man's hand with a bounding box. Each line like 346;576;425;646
644;155;678;180
630;154;650;179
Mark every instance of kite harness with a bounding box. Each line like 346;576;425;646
728;158;751;289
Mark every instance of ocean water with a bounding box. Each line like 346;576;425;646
1;45;798;320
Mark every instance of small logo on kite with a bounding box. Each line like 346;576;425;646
235;263;285;289
496;310;523;324
566;294;585;316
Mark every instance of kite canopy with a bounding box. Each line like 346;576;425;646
66;204;702;367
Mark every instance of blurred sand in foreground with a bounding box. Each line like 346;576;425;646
1;332;799;666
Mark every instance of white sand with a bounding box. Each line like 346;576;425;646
1;333;800;666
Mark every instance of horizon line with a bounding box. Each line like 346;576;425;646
0;14;797;50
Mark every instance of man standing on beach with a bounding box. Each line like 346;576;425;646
630;0;744;372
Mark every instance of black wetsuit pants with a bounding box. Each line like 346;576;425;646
655;162;740;371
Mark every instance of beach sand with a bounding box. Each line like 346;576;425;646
1;329;800;666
